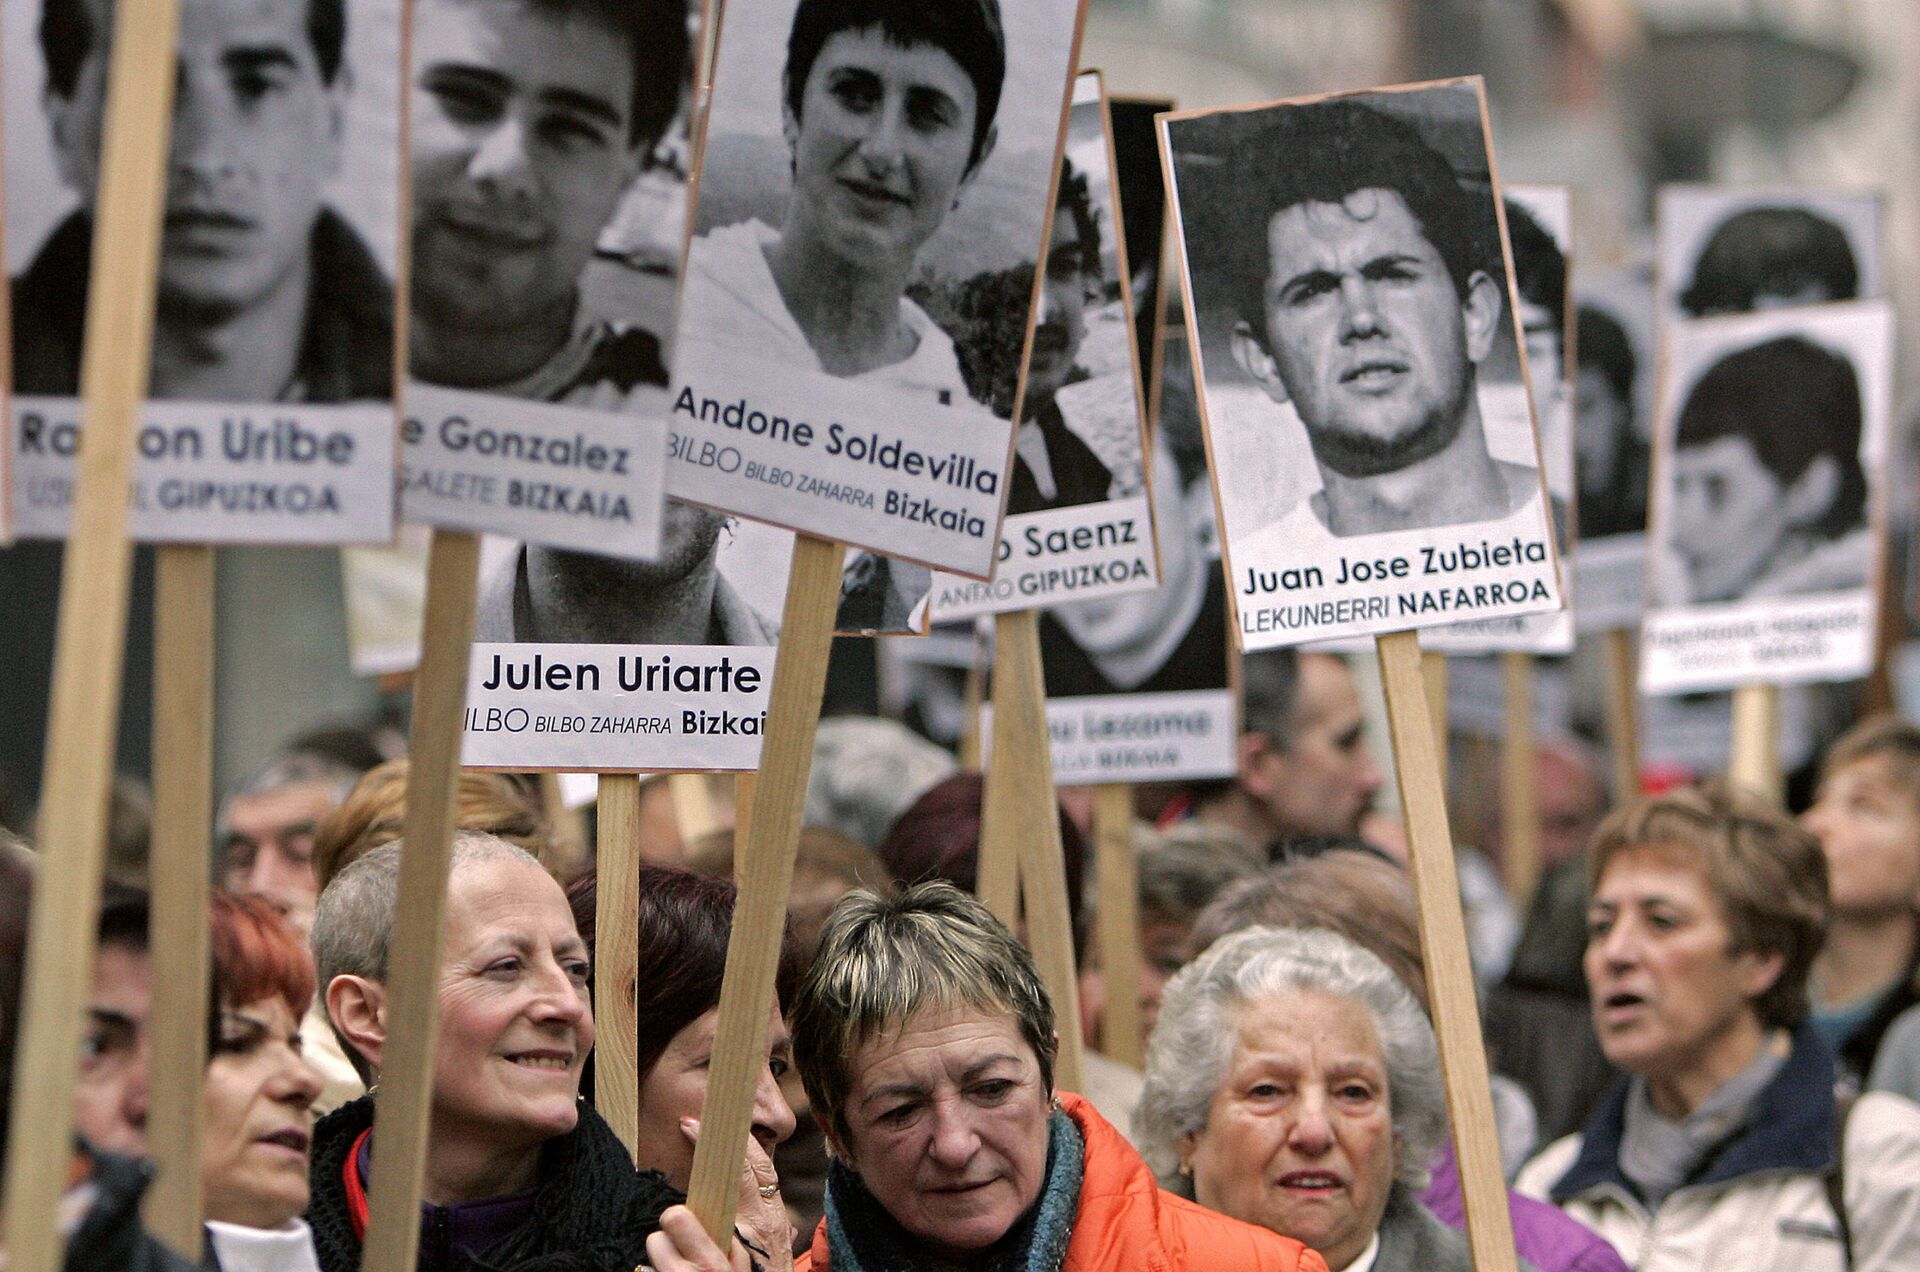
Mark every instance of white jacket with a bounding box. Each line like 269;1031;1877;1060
1515;1032;1920;1272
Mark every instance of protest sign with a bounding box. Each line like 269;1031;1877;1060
5;0;402;545
1640;300;1893;695
1655;184;1883;327
1571;264;1657;632
930;71;1160;618
667;0;1090;578
1161;79;1561;651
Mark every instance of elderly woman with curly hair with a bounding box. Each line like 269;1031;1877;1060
1516;784;1920;1271
1138;925;1534;1272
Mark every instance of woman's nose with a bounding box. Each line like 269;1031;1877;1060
751;1063;797;1148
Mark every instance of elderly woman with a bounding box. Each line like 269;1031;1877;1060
1140;924;1514;1272
201;893;327;1269
306;832;774;1271
1515;785;1920;1271
649;881;1321;1271
683;0;1002;400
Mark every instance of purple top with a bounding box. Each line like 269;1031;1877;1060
355;1131;539;1267
1419;1141;1631;1272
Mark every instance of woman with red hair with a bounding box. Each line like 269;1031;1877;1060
202;891;325;1270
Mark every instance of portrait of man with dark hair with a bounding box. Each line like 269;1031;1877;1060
1202;96;1537;541
14;0;394;404
1679;205;1860;318
1662;334;1871;605
1572;301;1649;541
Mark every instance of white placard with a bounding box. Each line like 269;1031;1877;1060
1160;79;1564;653
463;642;775;772
1574;534;1647;632
1639;300;1893;695
11;399;394;543
400;384;665;557
1655;184;1883;326
983;690;1236;784
930;495;1156;613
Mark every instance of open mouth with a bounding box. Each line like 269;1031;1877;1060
1599;991;1647;1021
1276;1171;1343;1193
256;1128;310;1154
506;1051;574;1072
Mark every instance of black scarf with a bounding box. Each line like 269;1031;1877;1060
305;1095;680;1272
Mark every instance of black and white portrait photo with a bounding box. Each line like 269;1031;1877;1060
6;0;402;541
1656;185;1883;326
929;70;1160;620
668;0;1089;577
1161;78;1562;650
406;0;691;565
1424;183;1576;655
1569;264;1656;632
1640;300;1893;695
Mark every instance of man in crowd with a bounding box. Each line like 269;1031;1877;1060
1180;648;1385;856
1008;157;1115;516
17;0;391;402
1224;100;1536;540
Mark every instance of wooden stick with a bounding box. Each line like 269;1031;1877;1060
1421;649;1449;767
0;0;181;1263
1729;682;1783;805
685;535;846;1246
729;773;755;886
141;546;217;1256
1500;652;1540;909
983;611;1084;1093
1602;628;1640;804
594;773;644;1158
1376;631;1519;1272
1092;784;1143;1068
360;530;482;1272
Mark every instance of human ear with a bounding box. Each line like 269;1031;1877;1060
1738;948;1788;1002
1462;269;1503;365
1782;455;1842;529
1231;321;1290;405
780;77;801;163
326;975;388;1074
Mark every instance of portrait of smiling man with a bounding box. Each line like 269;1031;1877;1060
1212;98;1539;542
14;0;393;403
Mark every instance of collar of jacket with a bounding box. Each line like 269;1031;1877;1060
1551;1021;1839;1204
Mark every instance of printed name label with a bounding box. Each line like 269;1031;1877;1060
930;495;1160;619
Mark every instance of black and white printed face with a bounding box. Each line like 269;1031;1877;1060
46;0;346;320
781;25;992;275
1025;210;1092;409
409;0;641;337
1248;189;1498;480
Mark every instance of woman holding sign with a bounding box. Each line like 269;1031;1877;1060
670;883;1325;1271
1516;786;1920;1271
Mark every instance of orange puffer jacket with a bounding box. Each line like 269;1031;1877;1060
797;1091;1329;1272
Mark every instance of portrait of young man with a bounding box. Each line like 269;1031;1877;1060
1656;185;1882;325
13;0;394;404
421;0;774;647
1218;98;1535;542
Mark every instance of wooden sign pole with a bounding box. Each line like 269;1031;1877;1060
141;547;217;1256
1602;628;1640;804
1729;682;1782;805
980;611;1085;1093
359;529;482;1272
685;535;845;1246
1092;784;1143;1068
0;0;181;1262
1499;652;1541;908
594;773;644;1156
1376;631;1519;1272
1421;649;1449;764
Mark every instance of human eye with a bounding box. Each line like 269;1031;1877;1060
906;88;960;134
538;109;614;154
565;958;591;984
487;956;524;976
1586;910;1614;939
1335;1078;1377;1103
826;70;880;114
424;71;504;127
877;1101;919;1126
228;59;296;108
1280;273;1337;307
214;1015;268;1057
971;1079;1016;1104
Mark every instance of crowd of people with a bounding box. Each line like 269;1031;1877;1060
5;643;1920;1272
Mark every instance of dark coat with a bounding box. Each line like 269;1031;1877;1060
64;1147;200;1272
1008;396;1114;517
305;1094;679;1272
13;208;393;402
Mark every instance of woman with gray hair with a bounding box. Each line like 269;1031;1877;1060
767;881;1325;1271
1138;926;1533;1272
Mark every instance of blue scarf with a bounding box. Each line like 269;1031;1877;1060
823;1108;1083;1272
